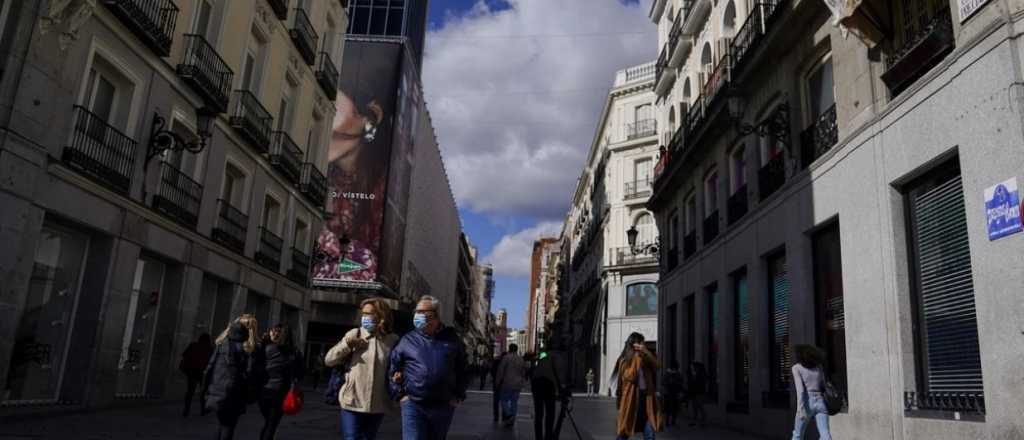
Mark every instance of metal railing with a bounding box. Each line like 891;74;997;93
614;247;657;266
316;51;339;100
177;34;233;113
152;162;203;228
800;104;838;169
727;186;748;225
730;1;782;73
230;90;273;153
624;179;652;200
904;391;985;415
288;247;310;285
266;0;289;20
289;7;319;65
211;199;247;254
627;119;658;140
686;95;706;137
883;7;954;96
300;163;328;208
703;210;720;245
62;106;138;195
270;131;303;185
104;0;179;56
655;45;670;91
256;227;283;271
758;155;785;201
703;52;731;106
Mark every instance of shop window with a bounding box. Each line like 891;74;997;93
626;282;658;316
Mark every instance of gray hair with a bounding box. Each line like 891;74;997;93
418;295;440;311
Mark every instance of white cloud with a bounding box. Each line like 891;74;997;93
482;221;562;277
423;0;656;220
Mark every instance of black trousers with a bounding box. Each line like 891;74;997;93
183;371;205;416
532;381;557;440
216;409;241;440
259;389;287;440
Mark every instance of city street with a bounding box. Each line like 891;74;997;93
0;388;763;440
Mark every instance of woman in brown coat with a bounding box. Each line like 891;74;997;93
614;332;662;440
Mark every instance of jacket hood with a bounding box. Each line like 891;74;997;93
228;324;248;342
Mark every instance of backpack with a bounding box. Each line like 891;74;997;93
323;367;346;406
823;378;843;415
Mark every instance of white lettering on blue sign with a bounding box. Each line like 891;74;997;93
983;177;1022;241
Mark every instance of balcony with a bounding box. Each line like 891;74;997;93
654;152;669;182
151;162;203;229
287;247;310;285
270;131;303;185
230;90;273;154
177;34;233;113
904;391;985;416
624;179;652;200
685;95;706;137
62;106;137;195
800;104;838;169
627;119;657;140
703;210;720;245
683;231;697;260
211;199;247;254
289;8;319;65
103;0;179;56
729;0;785;74
882;8;954;97
654;46;675;97
300;163;328;208
703;52;731;108
727;186;748;225
255;227;283;271
680;0;712;36
668;13;691;68
614;247;658;267
758;155;785;201
266;0;289;20
315;52;339;100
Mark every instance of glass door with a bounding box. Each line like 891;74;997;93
116;256;166;396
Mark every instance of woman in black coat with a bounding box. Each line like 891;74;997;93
203;314;262;440
258;322;305;440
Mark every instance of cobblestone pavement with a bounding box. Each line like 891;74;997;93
0;388;765;440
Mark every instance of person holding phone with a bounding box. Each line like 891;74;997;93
613;333;662;440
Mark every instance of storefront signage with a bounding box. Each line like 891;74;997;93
958;0;993;23
983;177;1022;241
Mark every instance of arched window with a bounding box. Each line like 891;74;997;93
634;212;656;246
682;78;692;114
668;107;676;134
723;1;737;38
626;282;658;316
701;43;714;74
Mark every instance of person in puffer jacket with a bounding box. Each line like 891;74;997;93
258;322;305;440
203;314;262;440
388;295;469;440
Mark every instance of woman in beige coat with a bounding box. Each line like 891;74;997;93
326;298;399;440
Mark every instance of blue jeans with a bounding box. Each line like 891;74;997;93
616;421;655;440
792;393;831;440
500;389;521;420
341;409;385;440
401;399;455;440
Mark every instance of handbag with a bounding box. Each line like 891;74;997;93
282;385;304;415
323;367;346;405
823;376;843;416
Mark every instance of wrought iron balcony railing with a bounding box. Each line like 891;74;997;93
255;227;283;271
703;210;720;245
686;95;706;137
289;8;319;65
287;247;311;285
624;179;652;200
266;0;289;20
230;90;273;154
211;199;247;254
627;119;658;140
730;0;783;73
758;155;785;201
655;45;670;94
300;163;328;208
703;52;731;107
316;52;339;100
883;8;954;97
103;0;179;56
62;106;138;195
683;230;697;259
800;104;838;169
727;186;748;225
614;247;658;266
152;162;203;229
270;131;303;185
178;34;233;113
904;391;985;415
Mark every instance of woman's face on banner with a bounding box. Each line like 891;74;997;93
330;91;366;163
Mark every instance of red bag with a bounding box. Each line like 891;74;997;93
282;386;304;415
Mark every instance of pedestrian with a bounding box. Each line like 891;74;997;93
613;332;662;440
203;314;262;440
530;348;564;440
495;343;527;428
180;333;213;417
491;352;505;423
585;368;596;397
388;295;469;440
686;361;708;427
326;298;399;440
662;361;684;427
258;322;305;440
791;345;832;440
478;360;489;391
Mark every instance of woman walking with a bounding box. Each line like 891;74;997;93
258;323;305;440
791;345;832;440
203;314;262;440
686;361;708;427
613;332;662;440
326;298;399;440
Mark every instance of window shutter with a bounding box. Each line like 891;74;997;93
770;256;791;390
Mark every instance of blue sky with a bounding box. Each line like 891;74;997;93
421;0;655;329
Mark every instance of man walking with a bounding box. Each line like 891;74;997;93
495;343;527;427
179;333;213;417
389;295;469;440
491;352;505;423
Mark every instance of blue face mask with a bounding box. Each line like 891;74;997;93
361;316;377;333
413;313;429;330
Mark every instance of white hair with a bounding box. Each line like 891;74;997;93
418;295;440;311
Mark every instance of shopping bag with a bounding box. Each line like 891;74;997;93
282;386;304;415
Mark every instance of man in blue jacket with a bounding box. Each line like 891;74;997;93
389;295;469;440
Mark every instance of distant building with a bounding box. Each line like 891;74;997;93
345;0;429;70
526;237;558;352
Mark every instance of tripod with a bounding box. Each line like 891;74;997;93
552;392;584;440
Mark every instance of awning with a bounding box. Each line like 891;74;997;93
823;0;885;48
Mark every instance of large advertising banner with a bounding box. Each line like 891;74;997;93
313;40;403;288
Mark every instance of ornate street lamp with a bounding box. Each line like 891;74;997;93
146;111;214;162
727;92;791;147
626;225;660;258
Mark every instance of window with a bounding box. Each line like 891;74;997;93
812;221;847;404
221;162;247;210
767;252;791;394
306;117;322;162
635;104;653;123
706;284;719;400
262;194;282;234
162;117;204;179
669;209;679;251
247;291;271;329
733;271;750;403
667;303;678;368
759;131;784;166
197;276;235;338
635;158;652;186
626;283;658;316
685;295;695;364
192;0;222;44
730;146;746;194
904;159;984;413
807;56;835;121
240;26;267;94
294;218;309;251
117;255;166;395
723;1;737;38
81;56;136;131
685;193;697;233
0;0;15;57
278;85;295;133
634;212;655;246
704;169;719;216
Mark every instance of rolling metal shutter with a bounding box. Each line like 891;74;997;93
770;256;792;391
